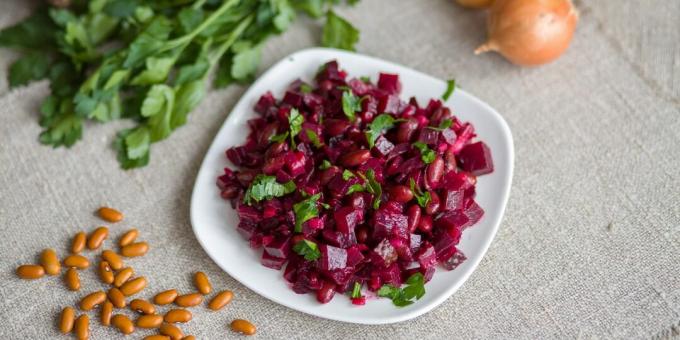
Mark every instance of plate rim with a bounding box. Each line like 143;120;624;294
190;47;515;325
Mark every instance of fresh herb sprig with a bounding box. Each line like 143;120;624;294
0;0;361;169
377;273;426;307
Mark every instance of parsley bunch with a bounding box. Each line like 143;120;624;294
0;0;360;169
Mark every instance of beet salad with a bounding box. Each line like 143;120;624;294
216;60;494;306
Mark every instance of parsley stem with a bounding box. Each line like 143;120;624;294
207;14;255;66
164;0;241;50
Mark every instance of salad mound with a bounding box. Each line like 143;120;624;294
217;60;493;306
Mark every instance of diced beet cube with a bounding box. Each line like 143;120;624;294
390;237;412;261
378;94;401;114
441;188;465;211
370;239;398;268
377;73;401;95
373;135;395;156
283;261;297;282
334;207;363;235
303;92;324;108
417;128;439;146
378;263;402;286
254;91;276;115
261;251;287;270
237;205;260;223
371;210;409;240
441;128;456;145
285;151;307;177
450;123;475;154
316;60;344;82
415;242;437;269
457;141;494;176
433;232;458;263
322;267;354;286
236;220;257;240
319;244;348;271
410;233;422;254
424;99;443;116
435;210;469;231
463;199;484;229
302;217;325;237
321;229;345;248
442;250;467;271
349;78;372;96
346;246;365;267
264;236;291;258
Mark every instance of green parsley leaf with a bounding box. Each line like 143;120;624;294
299;83;313;94
441;79;455;101
322;10;359;51
114;126;150;170
9;52;51;88
243;175;296;205
293;239;321;261
341;90;361;122
409;178;431;208
288;108;304;148
0;10;57;49
131;57;175;85
365;113;396;149
360;76;371;83
342;169;355;181
305;129;323;148
319;160;332;170
412;142;436;164
142;84;175;142
346;183;365;195
104;0;139;18
171;80;205;129
351;282;362;299
427;118;452;131
293;193;321;233
365;169;382;209
231;42;261;81
377;273;425;307
270;132;289;143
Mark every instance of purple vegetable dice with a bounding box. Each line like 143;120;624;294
457;141;493;176
377;73;401;95
264;236;291;258
371;239;398;268
261;251;287;270
319;244;348;271
372;209;409;240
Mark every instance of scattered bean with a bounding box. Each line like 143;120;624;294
175;293;203;307
193;272;211;295
79;291;106;311
118;229;138;247
41;249;61;275
160;323;183;340
130;299;155;315
164;309;192;323
108;287;126;308
111;314;135;335
87;226;109;250
74;314;89;340
208;291;234;311
341;149;371;167
137;314;163;328
113;267;133;287
230;319;256;335
65;267;80;291
100;250;123;270
63;254;89;269
120;277;147;296
71;232;86;254
121;242;149;257
98;207;123;223
16;264;44;279
59;307;75;333
98;261;114;284
101;301;113;326
145;336;171;340
154;289;178;305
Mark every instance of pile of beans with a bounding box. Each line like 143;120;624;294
16;207;256;339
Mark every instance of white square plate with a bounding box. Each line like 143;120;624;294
190;48;514;324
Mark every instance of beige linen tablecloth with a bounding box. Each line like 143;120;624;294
1;0;678;338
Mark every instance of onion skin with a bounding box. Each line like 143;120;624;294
456;0;495;9
475;0;578;66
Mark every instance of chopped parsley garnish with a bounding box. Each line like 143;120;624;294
412;141;436;164
341;90;361;122
293;193;321;233
243;175;296;205
319;159;332;170
299;83;313;94
441;79;455;101
409;178;431;208
426;118;453;131
351;282;362;299
360;76;371;83
305;129;323;148
288;108;304;148
293;239;321;261
365;113;397;149
377;273;425;307
342;169;356;181
364;169;382;209
346;183;365;195
270;131;289;143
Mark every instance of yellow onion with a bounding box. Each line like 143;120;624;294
475;0;578;65
456;0;495;9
